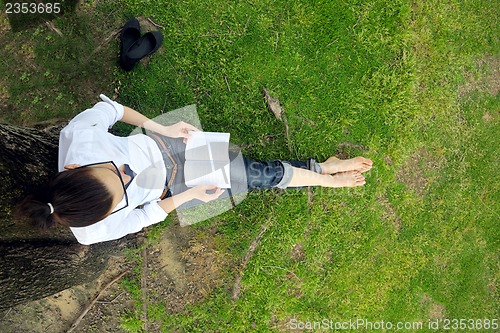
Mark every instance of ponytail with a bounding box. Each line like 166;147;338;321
17;198;58;229
16;167;114;228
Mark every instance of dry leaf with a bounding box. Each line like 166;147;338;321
262;87;283;121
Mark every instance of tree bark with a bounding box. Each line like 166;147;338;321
0;124;132;311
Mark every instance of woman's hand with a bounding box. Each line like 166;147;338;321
159;185;225;213
162;121;200;143
189;185;225;203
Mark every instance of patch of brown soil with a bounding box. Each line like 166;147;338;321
481;111;499;123
146;224;230;317
396;148;444;196
77;223;229;332
421;294;446;320
290;243;305;262
378;194;401;232
459;56;500;97
335;142;367;159
0;223;230;333
487;280;496;293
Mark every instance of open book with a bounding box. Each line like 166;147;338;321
184;132;231;188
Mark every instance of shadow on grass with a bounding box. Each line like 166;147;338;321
0;0;128;125
4;0;79;32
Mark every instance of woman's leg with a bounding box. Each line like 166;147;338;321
243;156;370;190
287;167;365;188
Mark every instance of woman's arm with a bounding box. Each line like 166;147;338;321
121;106;199;141
158;185;225;213
121;106;225;212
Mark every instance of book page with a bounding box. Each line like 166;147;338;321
185;160;231;188
184;132;231;188
208;141;230;161
185;132;230;161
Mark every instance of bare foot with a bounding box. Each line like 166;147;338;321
319;156;373;174
323;170;366;188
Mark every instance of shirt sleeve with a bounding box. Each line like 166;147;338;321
64;94;124;131
71;201;168;245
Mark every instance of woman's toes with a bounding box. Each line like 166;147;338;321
321;155;373;174
359;161;373;172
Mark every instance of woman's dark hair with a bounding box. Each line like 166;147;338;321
17;168;114;228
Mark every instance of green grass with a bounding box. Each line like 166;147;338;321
1;0;498;332
117;0;499;331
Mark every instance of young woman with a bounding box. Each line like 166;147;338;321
19;95;372;245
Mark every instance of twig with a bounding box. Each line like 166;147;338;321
96;292;124;304
294;115;317;126
326;38;338;47
147;18;164;29
282;113;291;153
224;75;231;92
307;191;313;208
160;95;168;114
45;20;63;36
352;11;363;30
2;308;12;320
199;32;245;38
90;29;120;56
244;17;251;32
67;269;130;333
232;220;272;300
261;87;292;153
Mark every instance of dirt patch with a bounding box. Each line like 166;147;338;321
80;223;229;332
487;280;496;293
335;142;367;159
384;155;394;166
481;110;499;123
459;55;500;97
396;148;444;196
146;224;229;316
0;223;231;333
377;194;401;232
290;243;305;262
482;112;493;122
421;294;446;320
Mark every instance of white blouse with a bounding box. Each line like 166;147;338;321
59;95;167;245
